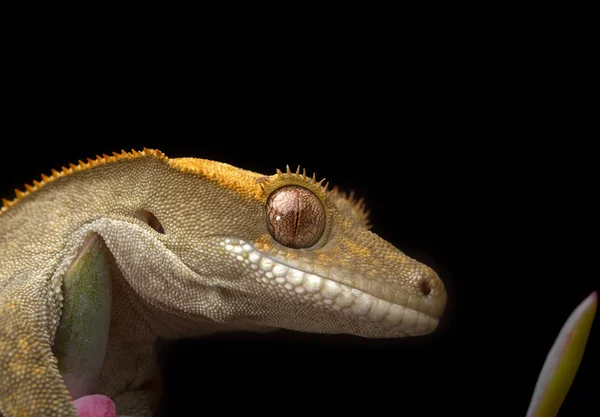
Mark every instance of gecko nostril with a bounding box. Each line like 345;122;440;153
420;279;432;296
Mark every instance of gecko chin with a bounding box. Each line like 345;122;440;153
220;238;445;337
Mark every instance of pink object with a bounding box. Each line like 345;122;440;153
73;395;116;417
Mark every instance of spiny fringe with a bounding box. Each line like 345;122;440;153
330;186;371;228
1;148;166;214
260;164;329;193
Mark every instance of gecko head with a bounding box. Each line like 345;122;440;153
163;160;447;338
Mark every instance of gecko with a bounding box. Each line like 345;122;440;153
0;149;447;416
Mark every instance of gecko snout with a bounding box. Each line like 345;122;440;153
420;278;432;296
415;266;447;319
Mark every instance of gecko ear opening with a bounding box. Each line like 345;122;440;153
139;209;165;234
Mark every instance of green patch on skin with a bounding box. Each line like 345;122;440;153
526;291;597;417
53;233;112;400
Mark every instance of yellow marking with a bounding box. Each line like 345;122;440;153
317;252;331;262
8;357;24;374
341;237;372;258
254;234;273;251
286;251;299;261
17;337;30;353
168;158;265;200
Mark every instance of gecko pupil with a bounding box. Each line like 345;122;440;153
266;185;325;249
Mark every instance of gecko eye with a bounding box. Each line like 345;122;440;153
266;185;325;248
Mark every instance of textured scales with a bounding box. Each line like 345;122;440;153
1;149;169;213
0;149;447;416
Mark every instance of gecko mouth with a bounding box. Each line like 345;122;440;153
221;238;443;336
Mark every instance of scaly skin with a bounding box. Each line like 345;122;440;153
0;149;447;416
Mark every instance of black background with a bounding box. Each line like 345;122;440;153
1;29;597;417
